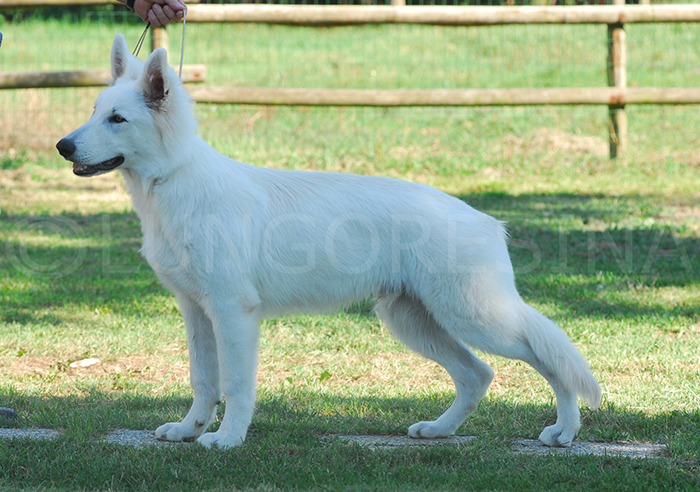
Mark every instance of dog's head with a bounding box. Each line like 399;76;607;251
56;34;195;178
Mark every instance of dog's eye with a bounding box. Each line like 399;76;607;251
110;114;127;124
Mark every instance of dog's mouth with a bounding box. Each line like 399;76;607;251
72;156;125;177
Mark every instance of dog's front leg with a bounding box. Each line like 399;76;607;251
156;293;221;443
196;297;260;450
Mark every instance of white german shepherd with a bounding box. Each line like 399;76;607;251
57;35;601;449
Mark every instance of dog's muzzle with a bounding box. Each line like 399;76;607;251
56;138;125;177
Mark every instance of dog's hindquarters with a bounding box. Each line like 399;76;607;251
379;226;601;446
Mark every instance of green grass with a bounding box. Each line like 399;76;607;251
1;9;700;492
2;166;700;491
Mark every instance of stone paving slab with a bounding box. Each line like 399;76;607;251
0;428;62;441
330;434;476;450
102;429;186;448
332;435;666;459
511;439;666;459
0;428;666;459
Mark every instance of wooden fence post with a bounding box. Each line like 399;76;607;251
607;6;627;158
151;27;168;53
608;23;626;158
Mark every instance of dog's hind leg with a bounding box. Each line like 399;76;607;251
512;305;601;447
524;358;582;447
156;292;221;443
375;292;494;439
429;293;600;448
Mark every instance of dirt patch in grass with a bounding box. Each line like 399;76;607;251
3;355;189;382
257;350;456;393
502;128;608;158
4;351;454;392
4;351;531;395
0;167;131;215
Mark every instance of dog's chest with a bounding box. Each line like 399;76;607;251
139;213;204;293
128;186;205;295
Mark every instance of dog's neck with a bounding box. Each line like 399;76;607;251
118;150;182;214
119;134;221;219
120;167;160;216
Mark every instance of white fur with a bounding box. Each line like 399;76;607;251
57;34;601;449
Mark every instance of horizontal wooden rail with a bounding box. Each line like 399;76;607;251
4;2;700;26
0;65;206;89
0;0;199;7
0;0;120;7
186;86;700;107
184;4;700;26
3;2;700;159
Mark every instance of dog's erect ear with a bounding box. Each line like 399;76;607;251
111;34;131;81
141;48;170;111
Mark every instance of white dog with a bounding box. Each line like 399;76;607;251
57;35;601;449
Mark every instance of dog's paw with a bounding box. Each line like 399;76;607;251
197;431;245;450
538;424;577;448
407;421;453;439
155;421;202;442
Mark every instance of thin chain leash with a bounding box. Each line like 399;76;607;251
132;8;186;79
178;8;186;79
132;22;150;58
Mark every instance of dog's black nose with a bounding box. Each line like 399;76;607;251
56;138;76;159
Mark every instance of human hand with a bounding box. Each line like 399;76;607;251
133;0;187;28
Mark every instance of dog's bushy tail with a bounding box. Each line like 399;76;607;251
520;304;602;409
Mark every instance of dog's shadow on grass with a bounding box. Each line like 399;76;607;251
1;211;168;326
458;192;700;323
0;387;697;449
2;192;698;327
1;193;698;450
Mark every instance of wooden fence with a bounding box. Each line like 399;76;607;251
3;2;700;157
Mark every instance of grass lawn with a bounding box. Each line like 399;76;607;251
1;8;700;491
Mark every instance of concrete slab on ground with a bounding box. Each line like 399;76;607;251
331;434;476;450
511;439;666;459
0;428;667;458
0;428;62;441
102;429;185;448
